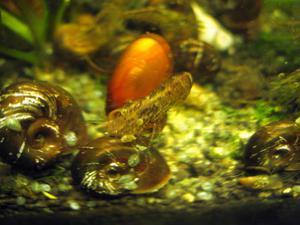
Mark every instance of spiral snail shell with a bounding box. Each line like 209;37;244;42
245;120;300;174
72;136;170;195
0;80;87;170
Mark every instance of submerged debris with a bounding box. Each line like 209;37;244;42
239;175;283;191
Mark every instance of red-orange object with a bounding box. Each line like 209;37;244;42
106;33;173;113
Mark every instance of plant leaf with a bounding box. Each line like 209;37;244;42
0;44;38;64
13;0;49;48
0;8;33;43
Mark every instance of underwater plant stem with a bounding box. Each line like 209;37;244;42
83;56;106;73
14;0;50;66
53;0;71;28
123;8;157;17
0;45;38;64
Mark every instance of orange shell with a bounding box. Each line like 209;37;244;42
106;33;173;113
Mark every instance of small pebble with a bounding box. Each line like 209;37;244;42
201;181;214;192
258;192;272;198
121;134;136;142
128;154;140;167
209;147;228;159
64;131;78;147
136;198;146;206
196;191;214;201
147;198;159;204
135;145;147;151
282;187;293;196
40;183;51;192
165;188;182;199
292;185;300;193
123;181;138;191
16;196;26;205
69;200;81;210
136;119;144;126
31;182;41;193
239;175;283;190
182;193;196;203
58;184;72;192
87;201;97;208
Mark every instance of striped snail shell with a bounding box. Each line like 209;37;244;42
0;80;87;170
245;120;300;173
72;136;170;195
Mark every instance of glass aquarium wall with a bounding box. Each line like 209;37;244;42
0;0;300;225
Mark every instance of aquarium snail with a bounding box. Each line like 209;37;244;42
0;80;87;170
176;40;221;83
72;72;192;195
244;120;300;174
106;33;173;113
55;13;104;56
72;136;170;195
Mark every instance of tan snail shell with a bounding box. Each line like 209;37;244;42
72;136;170;195
0;80;87;170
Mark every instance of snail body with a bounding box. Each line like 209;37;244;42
106;33;173;113
0;80;87;170
245;120;300;173
72;136;170;195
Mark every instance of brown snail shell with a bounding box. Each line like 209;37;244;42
72;136;170;195
176;40;221;83
0;80;87;170
244;120;300;174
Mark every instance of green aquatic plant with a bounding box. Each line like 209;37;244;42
0;0;70;66
268;70;300;115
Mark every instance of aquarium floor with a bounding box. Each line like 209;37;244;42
1;199;300;225
0;45;300;225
